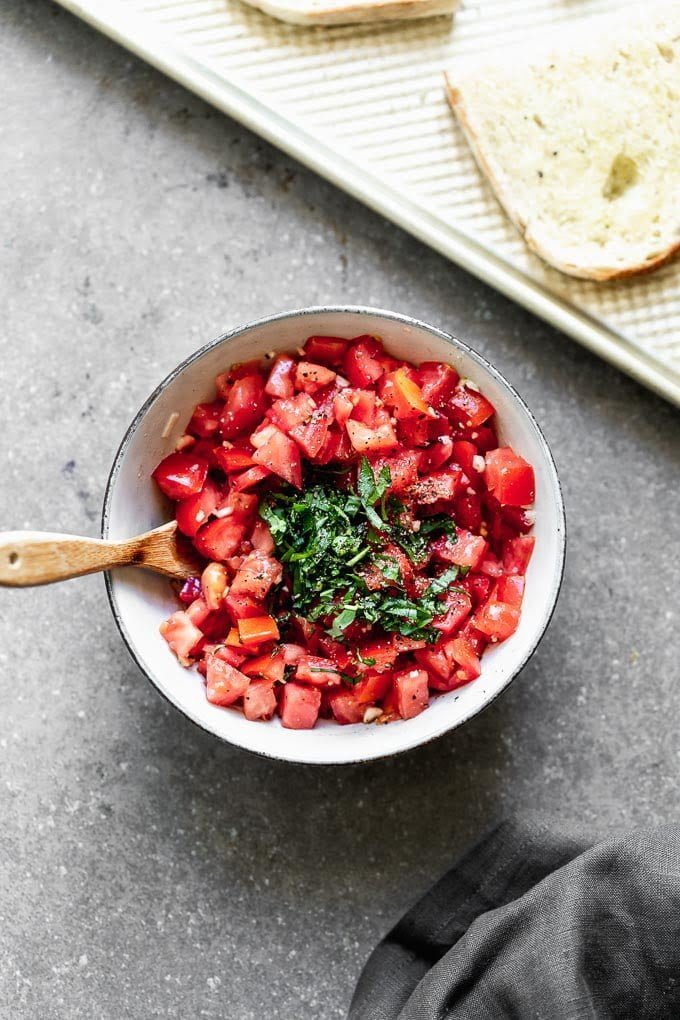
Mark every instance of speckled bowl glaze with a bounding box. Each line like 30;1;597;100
103;307;566;765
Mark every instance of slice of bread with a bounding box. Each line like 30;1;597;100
445;6;680;281
241;0;458;26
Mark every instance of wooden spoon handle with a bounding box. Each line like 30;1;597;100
0;532;135;587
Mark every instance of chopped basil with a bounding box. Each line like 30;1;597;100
259;457;460;644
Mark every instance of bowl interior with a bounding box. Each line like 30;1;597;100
104;308;565;764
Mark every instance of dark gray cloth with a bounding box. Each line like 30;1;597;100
350;819;680;1020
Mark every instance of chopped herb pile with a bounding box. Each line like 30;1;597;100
259;458;461;643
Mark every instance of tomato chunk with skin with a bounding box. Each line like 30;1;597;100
265;355;296;399
280;684;322;729
252;427;302;488
394;669;429;720
295;361;336;394
503;536;535;575
473;600;521;642
194;517;247;561
242;650;286;683
230;552;283;601
243;679;277;721
485;448;536;507
219;375;267;439
346;419;398;453
175;478;221;538
303;336;349;366
295;655;342;686
447;386;495;428
160;611;203;661
206;655;250;706
431;530;488;571
343;337;385;388
152;452;208;501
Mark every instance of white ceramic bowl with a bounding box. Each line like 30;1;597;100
103;307;565;765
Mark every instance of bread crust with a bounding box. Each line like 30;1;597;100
242;0;458;26
445;74;680;282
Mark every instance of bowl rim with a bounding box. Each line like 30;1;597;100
102;305;566;764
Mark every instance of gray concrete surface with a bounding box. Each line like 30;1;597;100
1;2;679;1018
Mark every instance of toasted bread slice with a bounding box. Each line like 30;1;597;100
445;6;680;281
240;0;457;26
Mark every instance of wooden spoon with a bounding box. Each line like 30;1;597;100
0;521;201;588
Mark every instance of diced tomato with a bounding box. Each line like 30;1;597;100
371;450;420;495
414;362;459;409
473;600;521;642
230;552;282;600
433;589;472;635
186;401;224;439
268;393;315;434
343;336;386;388
295;361;336;394
280;683;321;729
356;637;399;673
230;465;271;491
238;615;280;645
289;404;331;458
201;562;228;611
494;574;525;609
454;492;483;533
459;572;493;608
205;655;250;706
219;374;267;439
211;643;246;668
503;535;535;576
152;452;209;501
353;671;393;705
160;611;203;660
213;444;256;473
451;440;478;479
314;426;352;465
380;368;430;419
485;448;535;506
175;477;221;538
480;553;504;577
303;335;350;366
328;690;365;724
333;390;355;426
431;529;487;570
282;643;306;665
250;518;275;554
447;386;495;428
295;655;342;687
394;669;429;720
194;517;247;561
217;491;258;523
409;466;463;504
265;355;296;399
346;419;398;453
242;649;286;683
349;389;376;425
398;411;451;450
448;637;482;680
252;427;302;488
225;592;264;623
419;436;453;473
186;596;211;628
243;679;277;721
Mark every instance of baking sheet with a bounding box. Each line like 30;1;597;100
58;0;680;407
